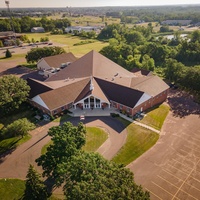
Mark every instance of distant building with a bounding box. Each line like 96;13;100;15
31;27;45;33
65;26;101;33
161;20;192;26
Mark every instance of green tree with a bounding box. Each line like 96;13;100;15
0;75;30;114
62;152;150;200
36;123;149;200
36;122;86;186
3;118;35;138
26;46;66;63
24;165;48;200
5;49;12;58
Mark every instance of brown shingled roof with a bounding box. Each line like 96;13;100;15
95;77;144;108
46;50;133;82
130;75;169;97
38;52;77;69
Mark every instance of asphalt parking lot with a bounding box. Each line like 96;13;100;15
128;90;200;200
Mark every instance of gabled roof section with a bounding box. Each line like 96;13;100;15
45;50;134;82
95;77;144;108
38;52;77;69
131;75;169;97
75;78;110;103
39;78;90;111
131;68;153;77
27;78;53;98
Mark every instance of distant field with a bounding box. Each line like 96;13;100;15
25;33;108;57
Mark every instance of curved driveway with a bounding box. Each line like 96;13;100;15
0;116;127;179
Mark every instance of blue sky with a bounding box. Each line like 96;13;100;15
0;0;199;8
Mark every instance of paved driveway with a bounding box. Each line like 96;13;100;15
128;90;200;200
0;116;127;179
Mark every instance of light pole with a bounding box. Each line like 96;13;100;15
5;0;17;46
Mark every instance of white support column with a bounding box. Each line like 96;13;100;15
88;97;90;109
94;97;96;108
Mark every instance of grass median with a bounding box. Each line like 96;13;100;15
112;118;159;166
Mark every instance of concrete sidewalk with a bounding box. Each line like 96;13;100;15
69;108;160;134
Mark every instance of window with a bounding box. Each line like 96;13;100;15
54;110;57;114
61;106;65;111
119;105;123;109
127;108;130;113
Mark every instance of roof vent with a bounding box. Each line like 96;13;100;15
114;73;118;77
111;78;114;81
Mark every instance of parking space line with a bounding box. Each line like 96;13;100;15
172;160;200;200
173;158;194;170
190;175;200;184
179;148;200;158
185;181;200;193
158;174;199;199
166;162;189;175
152;181;174;197
162;168;184;182
157;175;179;189
175;189;199;200
145;188;162;200
184;143;200;152
183;144;200;155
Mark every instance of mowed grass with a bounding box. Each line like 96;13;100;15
82;127;108;152
41;127;108;154
25;33;108;57
112;118;159;166
0;179;25;200
140;103;170;130
0;135;31;154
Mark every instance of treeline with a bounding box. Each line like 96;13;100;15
98;24;200;96
103;6;200;23
0;16;71;33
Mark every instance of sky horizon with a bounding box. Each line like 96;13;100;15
0;0;200;8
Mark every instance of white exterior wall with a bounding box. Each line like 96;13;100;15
37;59;51;71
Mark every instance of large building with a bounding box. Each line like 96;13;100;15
28;50;169;117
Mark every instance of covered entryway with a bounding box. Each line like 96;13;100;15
74;95;110;110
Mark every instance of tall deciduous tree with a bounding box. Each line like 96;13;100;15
0;75;30;114
36;123;150;199
36;122;86;186
25;46;66;63
62;152;150;200
24;164;48;200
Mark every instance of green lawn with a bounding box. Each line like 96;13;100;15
0;179;25;200
111;118;159;166
140;103;170;130
25;33;108;57
41;127;108;154
0;134;31;154
82;127;108;152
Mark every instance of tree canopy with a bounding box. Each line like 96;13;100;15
3;118;35;138
36;122;149;199
25;46;66;63
24;165;48;200
0;75;30;114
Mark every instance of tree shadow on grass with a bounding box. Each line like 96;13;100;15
0;139;20;163
167;89;200;118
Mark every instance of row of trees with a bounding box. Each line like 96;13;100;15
98;24;200;96
0;16;71;33
25;122;150;199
